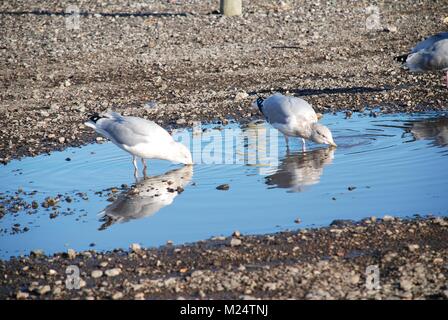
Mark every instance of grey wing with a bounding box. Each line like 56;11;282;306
287;96;318;123
412;32;448;53
263;94;294;125
263;94;317;124
96;116;172;147
407;39;448;72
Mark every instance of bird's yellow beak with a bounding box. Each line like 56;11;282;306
329;141;337;148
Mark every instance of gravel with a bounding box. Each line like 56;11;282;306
1;0;447;164
1;217;447;300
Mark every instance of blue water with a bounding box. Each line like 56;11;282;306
1;112;448;259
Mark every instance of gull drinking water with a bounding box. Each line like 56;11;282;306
254;93;337;152
85;111;192;177
395;32;448;87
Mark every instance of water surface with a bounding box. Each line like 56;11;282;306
1;112;448;259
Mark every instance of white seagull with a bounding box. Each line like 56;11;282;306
85;111;192;177
396;32;448;87
254;93;337;152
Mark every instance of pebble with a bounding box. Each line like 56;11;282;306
400;279;413;291
130;243;141;252
47;269;57;276
91;270;103;278
234;91;248;101
216;184;230;191
383;215;395;222
112;292;124;300
66;249;76;259
407;244;419;252
16;291;29;299
38;285;51;295
30;249;44;257
105;268;121;277
230;238;242;247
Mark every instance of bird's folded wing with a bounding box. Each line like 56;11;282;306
96;117;172;147
412;32;448;53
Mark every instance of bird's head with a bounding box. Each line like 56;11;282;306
310;123;337;147
173;142;193;165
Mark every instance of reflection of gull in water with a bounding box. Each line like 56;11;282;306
408;117;448;147
265;148;334;192
99;165;193;230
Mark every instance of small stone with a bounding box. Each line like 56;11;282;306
58;137;65;143
384;25;398;32
216;184;230;191
443;290;448;299
433;258;444;264
263;282;277;291
383;215;394;222
38;285;51;295
47;269;57;276
130;243;141;252
30;249;44;257
105;268;121;277
16;291;29;299
176;118;186;125
66;249;76;259
191;270;204;278
400;279;413;291
234;91;249;101
408;244;419;252
350;274;360;284
91;270;103;278
134;292;145;300
230;238;242;247
31;201;39;209
112;292;123;300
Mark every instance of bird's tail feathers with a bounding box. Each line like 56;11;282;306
256;97;264;113
394;53;409;64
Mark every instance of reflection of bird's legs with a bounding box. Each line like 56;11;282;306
141;158;148;178
301;138;307;152
132;156;138;179
446;70;448;88
284;135;290;153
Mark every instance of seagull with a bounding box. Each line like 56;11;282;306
85;111;192;177
395;32;448;87
254;93;337;152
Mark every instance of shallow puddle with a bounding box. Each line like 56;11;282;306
1;112;448;259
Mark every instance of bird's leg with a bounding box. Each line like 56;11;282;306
132;156;138;179
141;158;148;178
284;135;290;153
301;138;307;153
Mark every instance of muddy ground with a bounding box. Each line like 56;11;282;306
1;216;448;300
1;0;448;163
